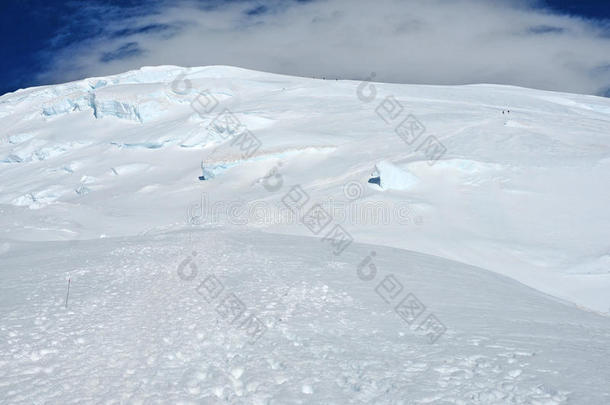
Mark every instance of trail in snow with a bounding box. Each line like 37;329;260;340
1;229;609;404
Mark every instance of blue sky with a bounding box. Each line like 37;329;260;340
1;0;609;96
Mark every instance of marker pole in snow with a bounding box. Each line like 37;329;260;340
65;276;71;309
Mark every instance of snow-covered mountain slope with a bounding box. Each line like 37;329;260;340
1;65;610;402
1;229;609;404
1;65;609;314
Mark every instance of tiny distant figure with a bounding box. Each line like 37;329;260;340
502;110;505;115
507;110;510;114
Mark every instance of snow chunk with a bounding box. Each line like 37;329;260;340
42;93;93;117
373;160;419;190
92;97;142;122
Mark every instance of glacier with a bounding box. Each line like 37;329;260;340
0;65;609;403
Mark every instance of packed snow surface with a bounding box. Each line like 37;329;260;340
1;65;609;403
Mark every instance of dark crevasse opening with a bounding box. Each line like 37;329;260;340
368;176;381;186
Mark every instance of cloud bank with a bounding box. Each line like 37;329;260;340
39;0;610;95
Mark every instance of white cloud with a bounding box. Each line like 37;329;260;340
40;0;610;95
